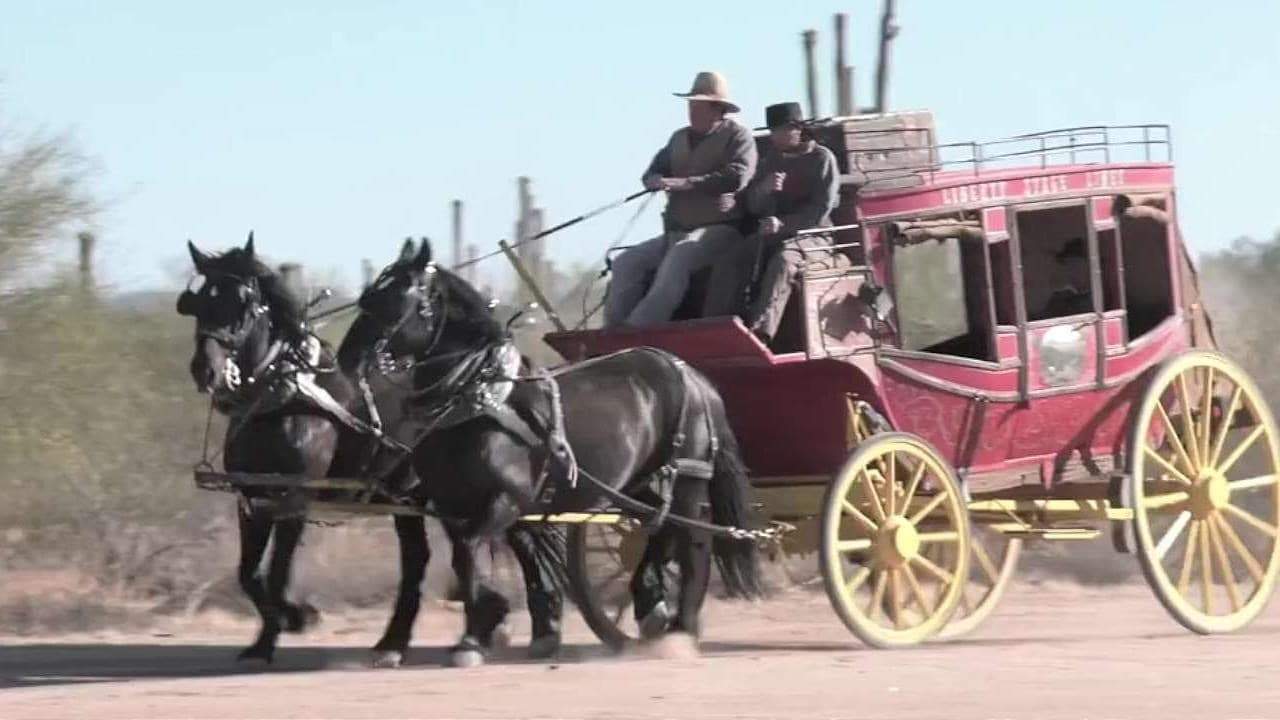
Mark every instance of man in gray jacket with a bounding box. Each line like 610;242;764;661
707;101;841;342
603;71;757;327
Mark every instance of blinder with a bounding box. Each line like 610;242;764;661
179;272;269;349
176;289;201;316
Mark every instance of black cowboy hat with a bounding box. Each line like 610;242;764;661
765;102;804;129
1055;237;1087;261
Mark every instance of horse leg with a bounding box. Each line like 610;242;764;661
235;504;274;663
631;529;675;640
371;515;431;668
506;523;563;659
443;520;511;668
240;516;307;663
669;478;712;640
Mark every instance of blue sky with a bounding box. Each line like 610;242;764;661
2;0;1278;293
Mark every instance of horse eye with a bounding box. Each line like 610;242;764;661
208;286;219;298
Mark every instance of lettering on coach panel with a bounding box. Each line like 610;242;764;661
940;170;1127;207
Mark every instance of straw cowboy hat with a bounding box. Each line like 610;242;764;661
673;71;740;113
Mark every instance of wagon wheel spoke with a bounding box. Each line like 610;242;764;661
916;531;960;545
910;553;954;585
1143;445;1194;486
844;565;872;599
841;499;879;533
1206;517;1242;612
1218;425;1266;478
902;461;927;508
909;492;949;526
1198;367;1216;463
1213;425;1264;481
1199;519;1214;613
887;569;904;629
1155;400;1197;477
866;569;889;619
1154;510;1193;562
1228;475;1279;492
885;451;898;516
1176;520;1200;597
859;469;888;522
971;539;1000;584
901;563;934;616
1144;490;1190;513
1176;372;1203;470
836;538;873;554
1208;386;1244;470
1214;514;1265;584
1222;503;1278;539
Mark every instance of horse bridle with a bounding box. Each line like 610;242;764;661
180;273;269;347
180;272;287;394
362;263;505;402
365;264;447;374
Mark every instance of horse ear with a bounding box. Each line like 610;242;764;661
413;237;433;270
244;231;256;256
398;237;416;263
187;240;211;272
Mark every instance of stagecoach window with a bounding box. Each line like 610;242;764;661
1017;205;1095;322
1118;210;1174;338
891;235;993;360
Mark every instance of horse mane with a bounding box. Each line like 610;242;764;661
435;266;503;341
202;248;307;344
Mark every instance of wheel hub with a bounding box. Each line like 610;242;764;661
1189;469;1230;519
875;517;920;568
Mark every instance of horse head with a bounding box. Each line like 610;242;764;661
176;232;303;410
356;238;502;370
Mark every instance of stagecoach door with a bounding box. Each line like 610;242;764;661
1008;200;1106;399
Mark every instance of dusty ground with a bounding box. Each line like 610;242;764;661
1;577;1279;720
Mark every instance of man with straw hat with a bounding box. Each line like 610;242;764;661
603;70;757;327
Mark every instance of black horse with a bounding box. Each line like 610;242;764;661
177;234;565;666
356;238;762;666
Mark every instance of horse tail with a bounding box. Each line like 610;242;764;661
699;377;765;600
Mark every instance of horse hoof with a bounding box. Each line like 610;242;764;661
528;634;561;660
642;631;700;660
370;650;404;669
236;647;274;666
449;649;485;668
638;601;672;640
283;602;320;633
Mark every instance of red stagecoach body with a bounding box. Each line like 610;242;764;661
545;118;1213;497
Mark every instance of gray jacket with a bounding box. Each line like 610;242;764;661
644;119;757;231
745;140;840;236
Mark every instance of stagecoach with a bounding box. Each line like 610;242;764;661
542;113;1280;647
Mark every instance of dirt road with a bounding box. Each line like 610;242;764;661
1;580;1278;719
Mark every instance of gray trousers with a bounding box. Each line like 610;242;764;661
745;233;835;339
603;224;744;327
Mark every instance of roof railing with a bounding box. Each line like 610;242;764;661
844;123;1172;190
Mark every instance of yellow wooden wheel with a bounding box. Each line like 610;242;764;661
820;432;971;647
1129;350;1280;634
928;528;1021;640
